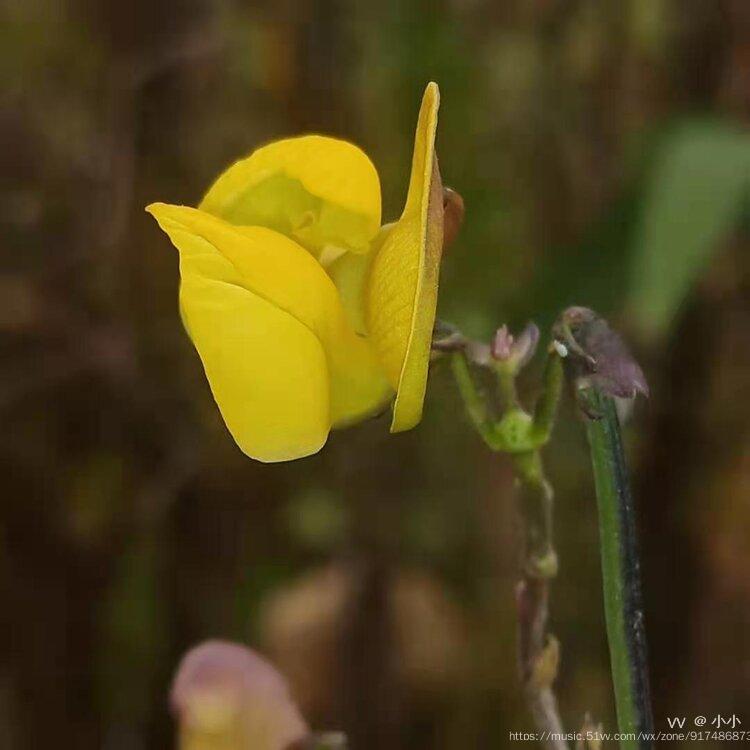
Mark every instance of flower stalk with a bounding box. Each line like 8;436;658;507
578;388;654;750
444;325;567;750
553;307;653;750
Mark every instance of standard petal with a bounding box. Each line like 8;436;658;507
365;82;444;432
147;204;392;432
199;135;382;257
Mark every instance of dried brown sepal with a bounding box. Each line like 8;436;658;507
442;186;465;250
430;320;491;365
553;307;649;400
431;320;466;353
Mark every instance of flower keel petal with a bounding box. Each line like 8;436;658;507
181;267;330;463
147;204;392;453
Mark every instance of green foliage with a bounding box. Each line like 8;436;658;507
98;535;167;721
284;487;347;552
628;120;750;339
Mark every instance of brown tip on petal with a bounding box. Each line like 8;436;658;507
442;187;465;250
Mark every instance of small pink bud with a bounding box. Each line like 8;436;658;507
171;640;309;750
491;323;540;368
491;325;514;361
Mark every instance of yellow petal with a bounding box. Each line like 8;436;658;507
199;136;381;257
182;269;330;463
147;204;391;436
365;82;443;432
325;227;389;337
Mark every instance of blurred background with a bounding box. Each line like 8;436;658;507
2;0;749;747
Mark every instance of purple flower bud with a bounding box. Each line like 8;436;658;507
491;323;539;369
554;307;649;400
171;640;309;750
491;325;514;361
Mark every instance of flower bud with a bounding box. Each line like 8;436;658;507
491;323;540;370
553;307;649;400
171;640;309;750
491;325;513;361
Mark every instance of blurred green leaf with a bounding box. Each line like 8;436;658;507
98;534;166;722
283;487;347;552
628;120;750;339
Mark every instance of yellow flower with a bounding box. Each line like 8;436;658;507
147;82;444;462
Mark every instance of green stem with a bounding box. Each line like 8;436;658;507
495;364;520;410
450;352;497;449
512;450;558;579
579;388;653;750
532;352;563;442
450;344;567;750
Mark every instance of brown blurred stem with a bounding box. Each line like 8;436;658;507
513;453;566;750
514;354;567;750
448;335;567;750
